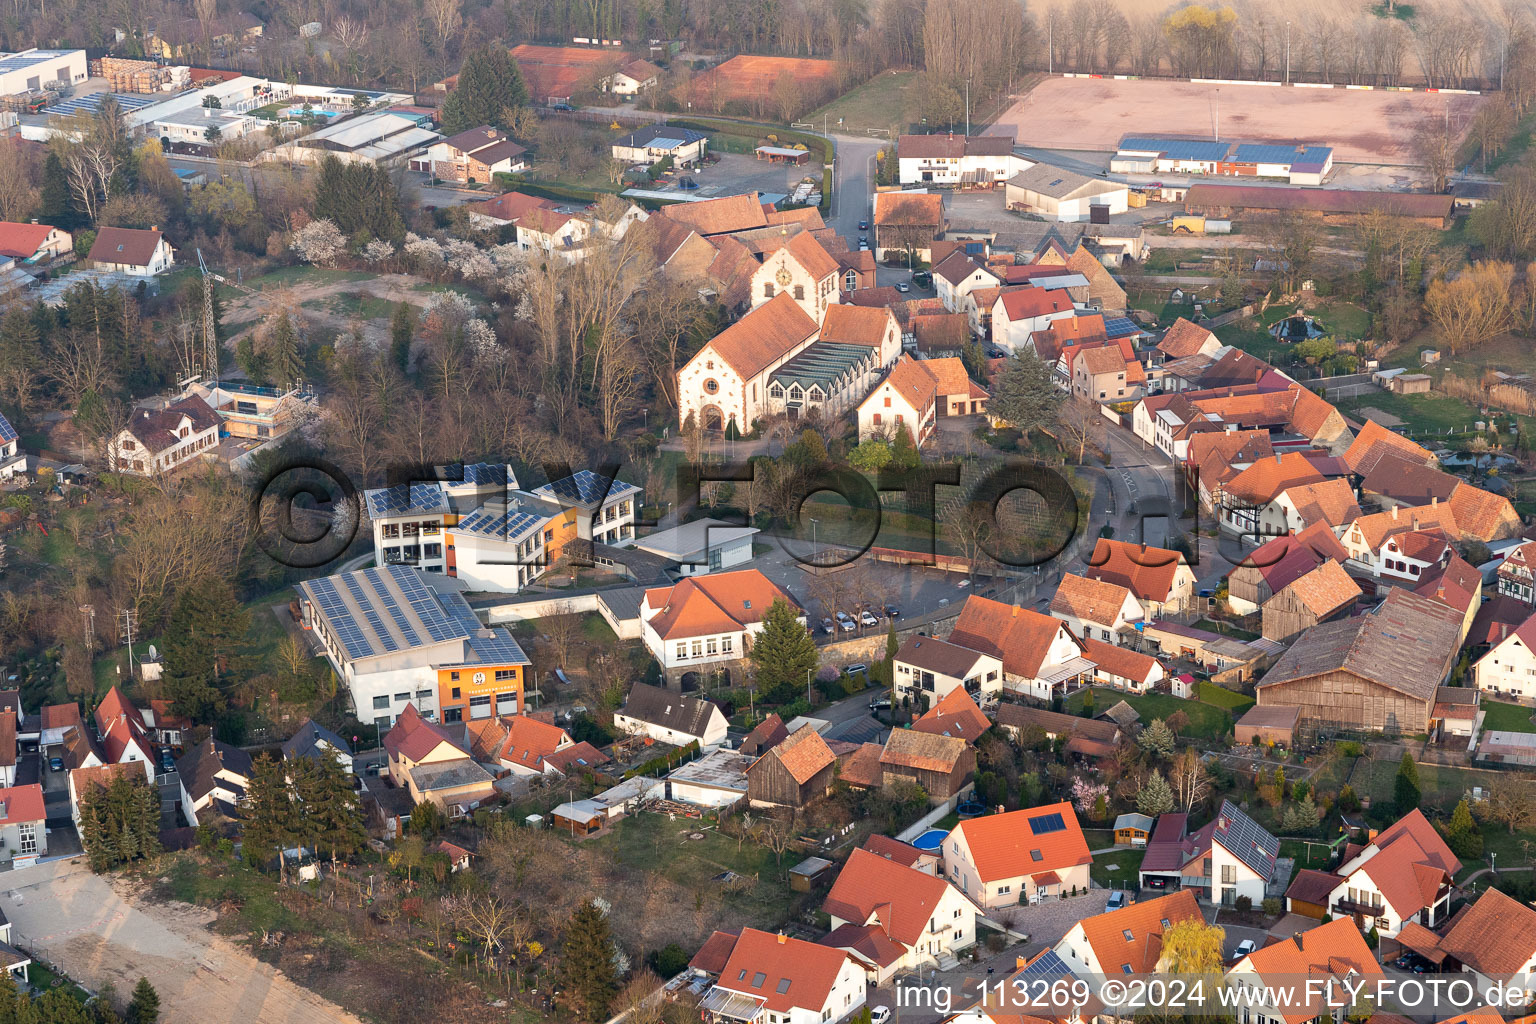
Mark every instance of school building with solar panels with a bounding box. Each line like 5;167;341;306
361;464;642;594
295;563;531;729
1111;137;1334;185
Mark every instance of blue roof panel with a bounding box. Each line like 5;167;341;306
0;411;16;444
1119;137;1230;162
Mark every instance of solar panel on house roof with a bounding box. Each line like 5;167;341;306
1104;317;1140;338
1029;811;1066;835
456;505;542;541
457;463;510;486
0;51;64;71
363;566;422;647
0;411;16;444
542;469;614;504
309;576;376;660
1015;950;1078;985
1212;800;1278;879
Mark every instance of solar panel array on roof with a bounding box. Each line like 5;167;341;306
438;591;488;633
0;411;16;444
45;92;156;117
365;483;449;517
362;566;421;647
309;576;376;660
467;632;530;664
390;565;470;644
456;504;543;541
0;50;69;71
1029;811;1066;835
542;469;615;505
1119;137;1230;162
457;463;510;486
344;572;400;653
1212;799;1279;880
1016;950;1079;985
1104;317;1140;338
1232;144;1304;164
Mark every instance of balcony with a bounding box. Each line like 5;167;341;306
1333;898;1385;918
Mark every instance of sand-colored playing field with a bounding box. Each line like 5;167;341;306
697;55;843;105
988;77;1479;165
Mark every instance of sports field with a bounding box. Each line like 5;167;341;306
697;55;842;106
987;77;1479;165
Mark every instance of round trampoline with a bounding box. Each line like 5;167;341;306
910;828;949;851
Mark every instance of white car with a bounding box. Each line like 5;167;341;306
957;578;971;588
836;612;857;632
871;1009;891;1024
859;610;879;627
1234;939;1256;958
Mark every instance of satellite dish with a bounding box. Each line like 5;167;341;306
147;644;159;659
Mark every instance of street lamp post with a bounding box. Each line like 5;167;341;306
807;667;813;704
810;517;819;566
1285;22;1291;85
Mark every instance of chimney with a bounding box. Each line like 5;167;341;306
777;932;787;945
1391;506;1399;521
1432;496;1438;506
150;225;158;233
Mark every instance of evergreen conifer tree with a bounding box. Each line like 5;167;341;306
556;901;619;1022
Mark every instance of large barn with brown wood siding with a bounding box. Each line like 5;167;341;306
878;729;975;801
1255;588;1462;736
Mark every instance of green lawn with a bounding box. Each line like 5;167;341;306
1090;847;1144;889
808;71;923;133
1064;686;1234;740
590;812;798;926
1357;757;1517;814
1332;389;1490;440
1481;701;1536;734
1197;681;1255;712
239;266;374;289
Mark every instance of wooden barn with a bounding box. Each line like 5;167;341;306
878;729;975;801
1260;560;1361;644
1255;589;1461;735
746;725;836;808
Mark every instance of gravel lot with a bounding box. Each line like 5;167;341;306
1;858;361;1024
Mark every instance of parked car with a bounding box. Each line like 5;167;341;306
988;347;1008;359
868;696;892;710
47;757;63;772
859;610;879;627
858;242;870;251
836;612;857;632
871;1008;891;1024
895;281;911;293
957;578;971;588
883;605;901;619
1234;939;1256;958
1106;891;1129;911
912;271;933;288
158;749;176;773
846;663;868;677
821;617;835;633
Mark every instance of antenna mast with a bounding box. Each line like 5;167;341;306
198;248;218;387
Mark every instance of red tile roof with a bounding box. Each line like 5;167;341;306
1224;452;1326;505
1239;917;1382;1024
1158;318;1219;359
1342;418;1437;474
998;285;1074;322
703;292;819;380
88;226;166;268
643;568;798;641
1083;637;1161;684
716;927;851;1013
0;221;58;260
861;834;933;868
911;688;991;744
466;190;555;224
1439;887;1536;975
1078;890;1203;974
383;704;466;764
689;929;740;974
94;686;151;765
757;725;836;785
0;783;45;825
1085;538;1186;604
950;801;1091;883
949;595;1080;680
1344;809;1460;920
823;847;954;947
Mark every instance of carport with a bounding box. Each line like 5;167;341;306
1392;922;1452;971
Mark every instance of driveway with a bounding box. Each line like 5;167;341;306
0;858;363;1024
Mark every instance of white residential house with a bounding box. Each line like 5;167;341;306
610;123;707;167
1054;890;1203;977
1048;573;1144;643
613;682;729;750
0;412;23;482
639;569;802;681
516;203;647;262
87;226;174;275
990;286;1079;353
176;737;253;827
1320;809;1459;938
944;802;1092;909
107;395;221;476
704;928;867;1024
932;250;1000;313
1473;615;1536;699
1225;918;1381;1024
896;134;1024;186
675;291;820;435
421;125;527;183
949;596;1092;702
609;59;661;95
855;354;937;446
1177;800;1279;907
892;635;1003;706
823;848;976;985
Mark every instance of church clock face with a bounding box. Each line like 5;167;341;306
473;671;486;685
776;268;793;287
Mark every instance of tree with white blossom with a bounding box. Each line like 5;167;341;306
402;232;444;270
361;239;395;264
290;219;346;266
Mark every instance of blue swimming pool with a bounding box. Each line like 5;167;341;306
911;828;949;851
282;107;340;119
